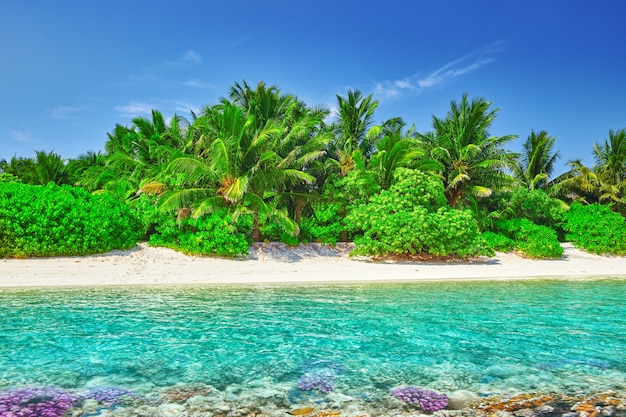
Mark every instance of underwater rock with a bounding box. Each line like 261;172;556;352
513;408;537;417
157;402;186;417
325;391;354;409
485;365;527;378
160;383;214;403
447;390;480;410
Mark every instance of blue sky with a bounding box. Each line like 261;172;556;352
1;0;625;176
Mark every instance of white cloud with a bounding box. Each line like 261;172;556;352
374;41;504;100
167;99;201;116
114;99;202;120
9;130;33;142
114;102;154;118
183;50;202;64
47;106;83;119
181;79;214;89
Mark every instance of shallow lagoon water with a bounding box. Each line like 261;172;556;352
1;279;625;414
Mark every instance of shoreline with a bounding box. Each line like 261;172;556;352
2;242;626;288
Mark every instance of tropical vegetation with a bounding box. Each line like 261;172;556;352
2;81;625;259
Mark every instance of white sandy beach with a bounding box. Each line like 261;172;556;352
1;242;626;288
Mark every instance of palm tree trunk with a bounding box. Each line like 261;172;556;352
252;212;261;242
446;187;463;208
294;198;305;226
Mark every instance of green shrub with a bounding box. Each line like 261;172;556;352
149;210;251;257
496;218;563;259
302;202;345;244
346;168;493;258
0;182;142;257
481;231;515;252
505;188;567;228
0;173;21;183
129;193;177;240
259;220;300;245
564;203;626;254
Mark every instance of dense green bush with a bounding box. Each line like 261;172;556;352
130;194;174;239
303;170;381;245
0;173;21;183
564;203;626;254
478;188;567;237
496;218;563;258
346;168;493;258
0;182;142;257
149;210;252;257
302;202;345;244
505;188;567;227
481;231;515;252
259;218;300;245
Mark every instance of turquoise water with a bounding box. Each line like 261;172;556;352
1;279;625;412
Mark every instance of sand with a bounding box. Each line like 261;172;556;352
1;242;625;288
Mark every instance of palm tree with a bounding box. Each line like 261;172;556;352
159;88;320;241
419;93;517;207
553;129;626;213
66;150;106;188
593;128;626;203
510;130;560;190
273;100;332;226
551;159;600;205
98;110;191;200
328;90;379;175
368;120;442;189
0;155;35;180
23;150;69;185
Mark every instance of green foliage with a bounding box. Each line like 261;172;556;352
418;93;516;207
496;218;563;259
501;188;566;228
481;231;515;252
259;217;301;245
326;169;381;209
149;210;251;257
564;203;626;254
129;194;172;239
346;168;493;258
303;170;380;244
0;182;142;258
0;173;21;183
303;202;348;245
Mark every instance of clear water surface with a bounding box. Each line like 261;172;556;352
0;279;625;408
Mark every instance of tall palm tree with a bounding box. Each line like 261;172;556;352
510;130;560;190
159;91;319;241
593;128;626;201
66;150;106;188
99;110;191;200
0;155;35;180
419;93;517;207
273;100;332;226
25;150;69;185
328;90;379;175
551;129;626;213
368;120;442;189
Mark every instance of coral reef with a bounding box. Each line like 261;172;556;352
391;386;449;411
82;385;137;406
160;383;214;403
471;391;626;417
0;386;77;417
298;370;337;394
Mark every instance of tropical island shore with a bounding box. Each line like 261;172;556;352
1;242;626;288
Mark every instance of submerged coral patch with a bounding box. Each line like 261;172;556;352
0;386;77;417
